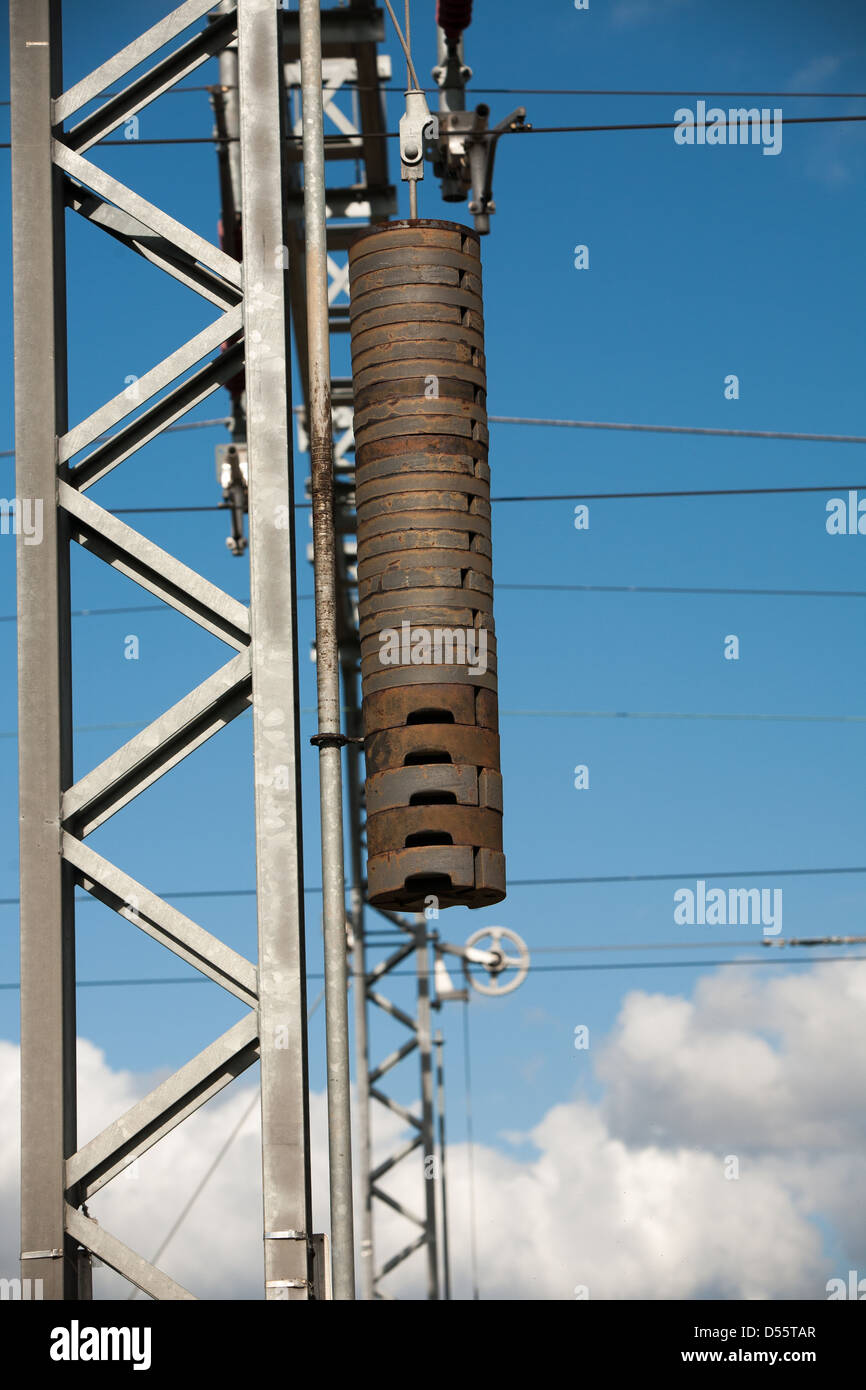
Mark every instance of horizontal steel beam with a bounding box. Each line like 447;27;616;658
66;1014;259;1203
286;185;396;222
282;9;384;57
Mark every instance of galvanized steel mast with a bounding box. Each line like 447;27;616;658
12;0;314;1301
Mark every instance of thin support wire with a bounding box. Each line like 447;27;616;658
382;0;420;91
126;991;325;1301
462;1001;480;1301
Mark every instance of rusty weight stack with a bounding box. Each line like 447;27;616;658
348;219;505;911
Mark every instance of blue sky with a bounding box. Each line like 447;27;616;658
1;0;865;1296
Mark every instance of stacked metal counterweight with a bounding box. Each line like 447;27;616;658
348;219;505;911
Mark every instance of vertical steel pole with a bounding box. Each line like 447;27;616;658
434;1030;452;1301
11;0;80;1302
345;661;375;1299
416;922;440;1300
216;2;242;253
236;0;313;1301
298;0;356;1300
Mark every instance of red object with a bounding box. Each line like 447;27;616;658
436;0;472;42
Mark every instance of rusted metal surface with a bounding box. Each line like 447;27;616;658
363;683;499;732
365;846;506;911
366;764;502;815
349;219;505;910
364;722;500;772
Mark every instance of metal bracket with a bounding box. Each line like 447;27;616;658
216;442;248;556
399;89;437;183
21;1248;64;1260
430;102;528;233
310;733;364;749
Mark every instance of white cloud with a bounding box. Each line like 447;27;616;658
596;963;866;1151
1;963;865;1299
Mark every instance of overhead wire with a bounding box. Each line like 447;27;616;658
1;703;863;743
4;110;866;150
382;0;420;91
3;954;866;992
4;414;865;461
3;581;863;629
487;417;866;445
4;482;857;517
4;87;866;104
1;863;863;911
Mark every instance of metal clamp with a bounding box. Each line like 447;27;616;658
264;1230;306;1240
399;89;438;183
21;1248;63;1260
310;733;365;749
431;103;528;233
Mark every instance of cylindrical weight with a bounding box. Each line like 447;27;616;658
349;220;505;910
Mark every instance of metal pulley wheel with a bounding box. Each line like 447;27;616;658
462;926;529;995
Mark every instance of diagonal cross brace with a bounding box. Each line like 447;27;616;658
63;834;257;1006
62;649;252;837
58;301;243;463
66;185;241;312
66;1205;197;1300
53;141;241;293
65;10;237;155
66;1013;259;1203
55;0;225;124
61;483;250;648
67;341;244;490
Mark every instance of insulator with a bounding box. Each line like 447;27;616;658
436;0;473;42
348;219;505;912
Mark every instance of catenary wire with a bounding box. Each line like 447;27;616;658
488;417;866;445
4;111;866;149
3;956;866;992
4;580;863;628
1;865;863;910
4;88;866;104
10;482;859;517
4;415;866;460
1;703;863;742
